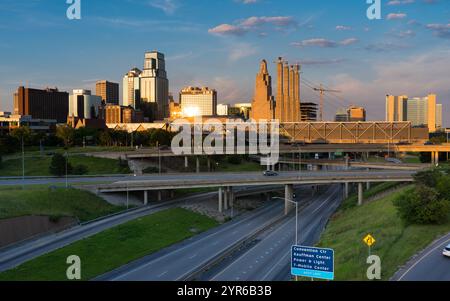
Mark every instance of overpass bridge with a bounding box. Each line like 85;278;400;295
96;170;415;215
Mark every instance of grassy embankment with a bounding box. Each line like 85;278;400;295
316;184;450;280
0;185;125;222
0;155;130;177
0;208;218;281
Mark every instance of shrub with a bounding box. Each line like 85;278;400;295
72;164;88;175
49;154;72;177
227;155;242;165
394;185;450;225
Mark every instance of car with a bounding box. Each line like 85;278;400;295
263;170;278;177
443;244;450;258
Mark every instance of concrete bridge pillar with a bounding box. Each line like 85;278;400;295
207;158;211;172
185;156;189;168
144;190;148;205
344;182;349;199
366;182;371;190
358;183;364;206
224;187;229;211
157;191;162;202
218;187;223;213
285;184;294;215
196;156;200;173
228;187;234;208
345;155;350;170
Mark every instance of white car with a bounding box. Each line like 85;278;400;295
443;244;450;258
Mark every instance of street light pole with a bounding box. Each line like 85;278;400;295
21;136;25;190
65;151;68;189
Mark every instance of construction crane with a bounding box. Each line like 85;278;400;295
313;84;342;121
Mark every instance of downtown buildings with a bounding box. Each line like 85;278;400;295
179;86;217;117
386;94;443;132
95;80;119;105
250;57;301;122
13;86;69;123
122;51;169;121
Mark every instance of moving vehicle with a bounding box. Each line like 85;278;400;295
263;170;278;177
443;244;450;258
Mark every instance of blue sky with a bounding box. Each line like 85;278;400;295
0;0;449;124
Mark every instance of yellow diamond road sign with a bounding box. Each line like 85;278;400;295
363;234;376;247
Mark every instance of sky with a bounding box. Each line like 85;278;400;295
0;0;448;124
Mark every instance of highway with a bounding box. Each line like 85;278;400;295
208;185;342;281
96;170;415;192
392;232;450;281
97;200;286;281
0;185;284;273
97;185;338;281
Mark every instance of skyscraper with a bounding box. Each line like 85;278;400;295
180;87;217;117
347;106;366;122
386;94;442;132
275;57;301;122
250;60;274;121
69;89;102;119
140;51;169;120
95;80;119;105
122;67;142;108
13;86;69;123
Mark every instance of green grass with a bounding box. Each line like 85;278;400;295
0;186;124;222
0;208;218;281
402;156;421;164
317;185;450;280
0;155;130;177
217;161;263;172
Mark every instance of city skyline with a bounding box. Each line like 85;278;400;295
0;0;448;124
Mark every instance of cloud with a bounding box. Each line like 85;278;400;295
148;0;179;15
426;23;450;39
298;58;346;66
364;42;409;52
389;29;416;38
208;16;297;36
228;42;258;62
387;0;415;5
328;49;450;123
235;0;258;4
335;25;352;31
291;38;358;48
386;13;407;20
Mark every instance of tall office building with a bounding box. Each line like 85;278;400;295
275;57;301;122
13;86;69;123
386;94;442;132
217;104;229;116
140;51;169;120
335;108;348;122
300;103;318;121
95;80;119;105
122;67;142;108
347;106;366;122
180;87;217;117
251;60;275;121
69;89;102;119
385;95;408;122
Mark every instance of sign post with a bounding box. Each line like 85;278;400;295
363;234;376;256
291;245;334;281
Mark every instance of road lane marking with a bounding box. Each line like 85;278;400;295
397;236;450;281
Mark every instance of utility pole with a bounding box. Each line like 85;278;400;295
313;84;341;121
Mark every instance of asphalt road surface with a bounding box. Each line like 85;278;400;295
392;232;450;281
209;185;342;281
98;200;286;281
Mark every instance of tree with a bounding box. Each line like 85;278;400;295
394;185;450;225
10;126;32;145
56;125;75;148
49;153;72;177
413;169;442;188
99;130;113;147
